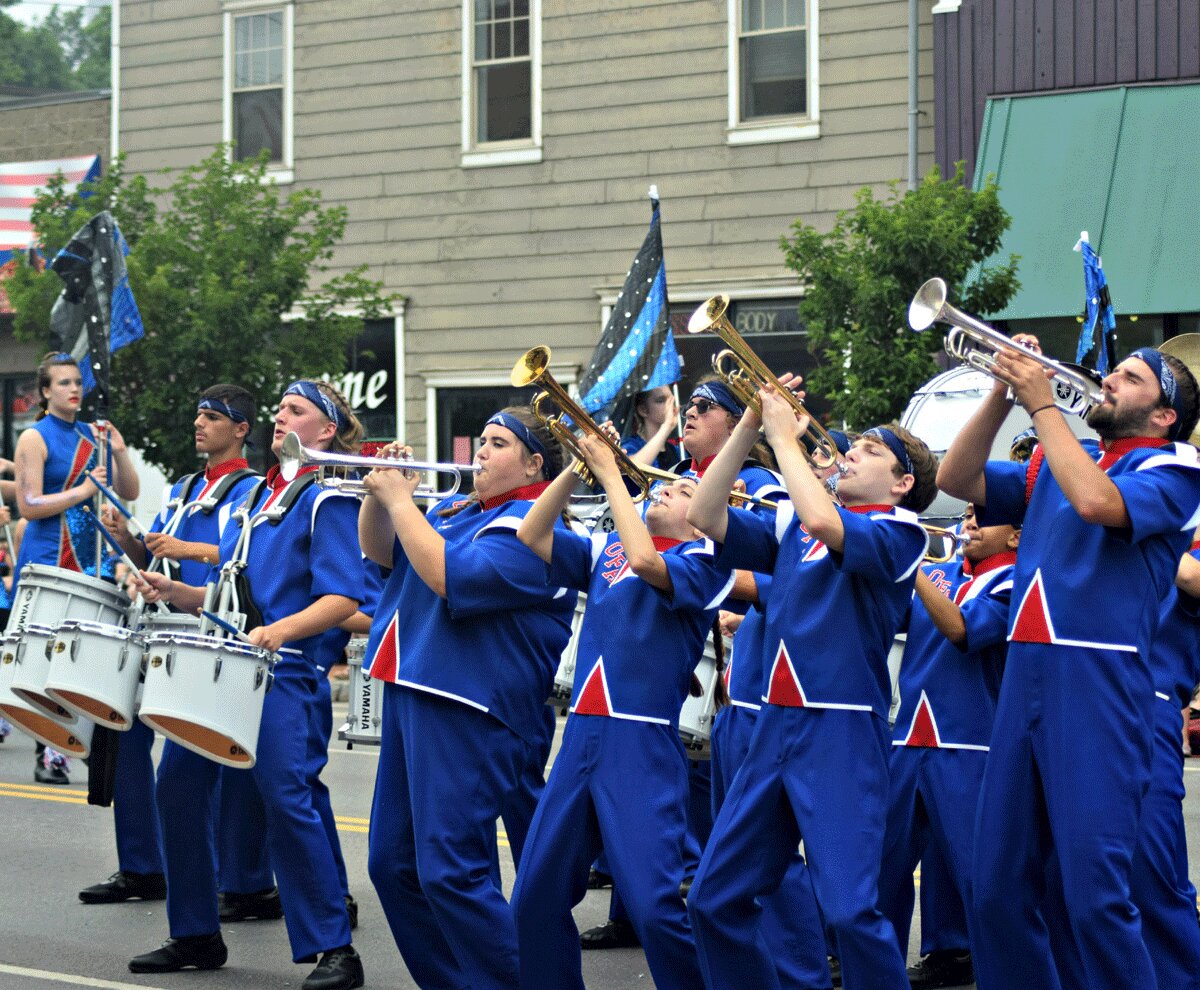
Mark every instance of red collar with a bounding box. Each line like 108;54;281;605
265;463;319;492
1190;540;1200;554
963;549;1017;578
1097;436;1168;470
651;536;684;552
844;503;894;515
204;457;249;482
480;481;552;512
694;454;718;478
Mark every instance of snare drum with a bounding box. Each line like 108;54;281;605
678;642;719;759
6;623;78;722
547;596;587;706
138;609;202;638
139;632;275;768
341;638;382;746
0;633;94;755
43;621;146;730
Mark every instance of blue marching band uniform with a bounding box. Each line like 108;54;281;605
26;356;1200;990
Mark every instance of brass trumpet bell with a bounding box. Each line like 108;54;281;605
1157;333;1200;447
687;295;841;470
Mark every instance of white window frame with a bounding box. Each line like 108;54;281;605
727;0;820;146
424;363;575;463
222;0;295;184
461;0;543;168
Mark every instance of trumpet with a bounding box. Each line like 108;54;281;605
922;524;970;564
279;432;477;498
512;346;778;510
687;295;843;470
908;277;1104;418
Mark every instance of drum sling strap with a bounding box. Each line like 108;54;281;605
154;468;258;582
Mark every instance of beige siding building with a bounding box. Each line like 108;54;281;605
117;0;936;457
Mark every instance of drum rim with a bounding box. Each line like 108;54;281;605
145;631;273;660
17;563;132;599
54;619;139;640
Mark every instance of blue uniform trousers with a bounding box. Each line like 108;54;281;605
158;655;351;962
971;644;1155;990
917;840;970;955
709;705;830;989
878;746;986;953
310;673;350;897
511;716;704;990
368;685;528;990
113;718;165;875
1045;699;1200;990
157;739;222;936
496;702;556;879
690;706;907;990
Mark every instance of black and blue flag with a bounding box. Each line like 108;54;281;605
1074;231;1116;375
578;194;680;432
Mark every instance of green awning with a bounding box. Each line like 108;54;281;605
973;83;1200;320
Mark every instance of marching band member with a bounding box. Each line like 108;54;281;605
938;343;1200;990
13;352;139;784
686;384;936;990
361;407;576;990
622;384;679;470
511;434;733;990
876;505;1018;982
131;380;366;990
82;385;259;908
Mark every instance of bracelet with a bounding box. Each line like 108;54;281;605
1029;404;1057;420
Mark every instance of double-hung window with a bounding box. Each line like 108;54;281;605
224;3;294;180
729;0;819;145
463;0;542;167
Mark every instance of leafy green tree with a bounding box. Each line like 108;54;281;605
0;2;109;91
8;148;394;476
780;163;1020;428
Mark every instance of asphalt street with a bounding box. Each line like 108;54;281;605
1;710;1199;990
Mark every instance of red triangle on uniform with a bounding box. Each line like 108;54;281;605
802;540;827;562
766;642;806;707
368;613;400;683
1011;570;1054;644
573;659;611;716
903;692;941;748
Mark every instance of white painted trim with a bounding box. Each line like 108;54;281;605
727;0;820;140
461;0;542;163
393;309;407;444
223;3;294;180
931;0;963;13
597;279;804;308
396;679;489;713
110;0;120;160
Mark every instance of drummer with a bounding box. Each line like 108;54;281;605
361;406;576;990
512;434;733;989
12;352;140;784
132;379;367;990
88;386;260;909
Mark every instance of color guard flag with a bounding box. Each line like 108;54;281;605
1074;231;1116;375
49;210;144;409
577;190;680;432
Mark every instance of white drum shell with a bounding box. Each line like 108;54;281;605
139;632;273;769
343;639;383;745
7;623;79;723
547;597;587;706
44;621;145;730
5;563;130;635
0;633;94;755
679;642;719;759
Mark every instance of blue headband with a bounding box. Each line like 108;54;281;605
827;429;852;456
284;380;347;431
50;352;75;365
197;397;249;424
1129;348;1186;441
486;412;548;463
690;381;744;417
863;427;914;475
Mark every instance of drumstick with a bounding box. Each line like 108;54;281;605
80;508;170;613
87;472;149;539
200;609;255;646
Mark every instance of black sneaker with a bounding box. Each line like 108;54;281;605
586;868;613;889
302;945;364;990
344;893;358;930
80;871;167;904
34;761;69;785
219;886;284;921
580;918;640;950
129;932;227;973
829;955;842;988
907;950;974;989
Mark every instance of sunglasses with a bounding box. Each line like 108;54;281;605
685;398;720;415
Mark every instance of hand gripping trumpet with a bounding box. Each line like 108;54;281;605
687;295;843;470
908;277;1104;417
278;433;477;499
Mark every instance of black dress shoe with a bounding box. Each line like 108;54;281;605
129;933;228;973
303;945;364;990
586;868;613;890
829;955;842;988
219;886;284;921
80;871;167;904
579;918;640;950
344;893;358;930
679;874;694;900
906;950;973;989
34;762;69;785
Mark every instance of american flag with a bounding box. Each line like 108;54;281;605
0;155;102;263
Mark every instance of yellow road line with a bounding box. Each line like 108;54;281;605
0;963;173;989
0;787;87;805
0;781;89;795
